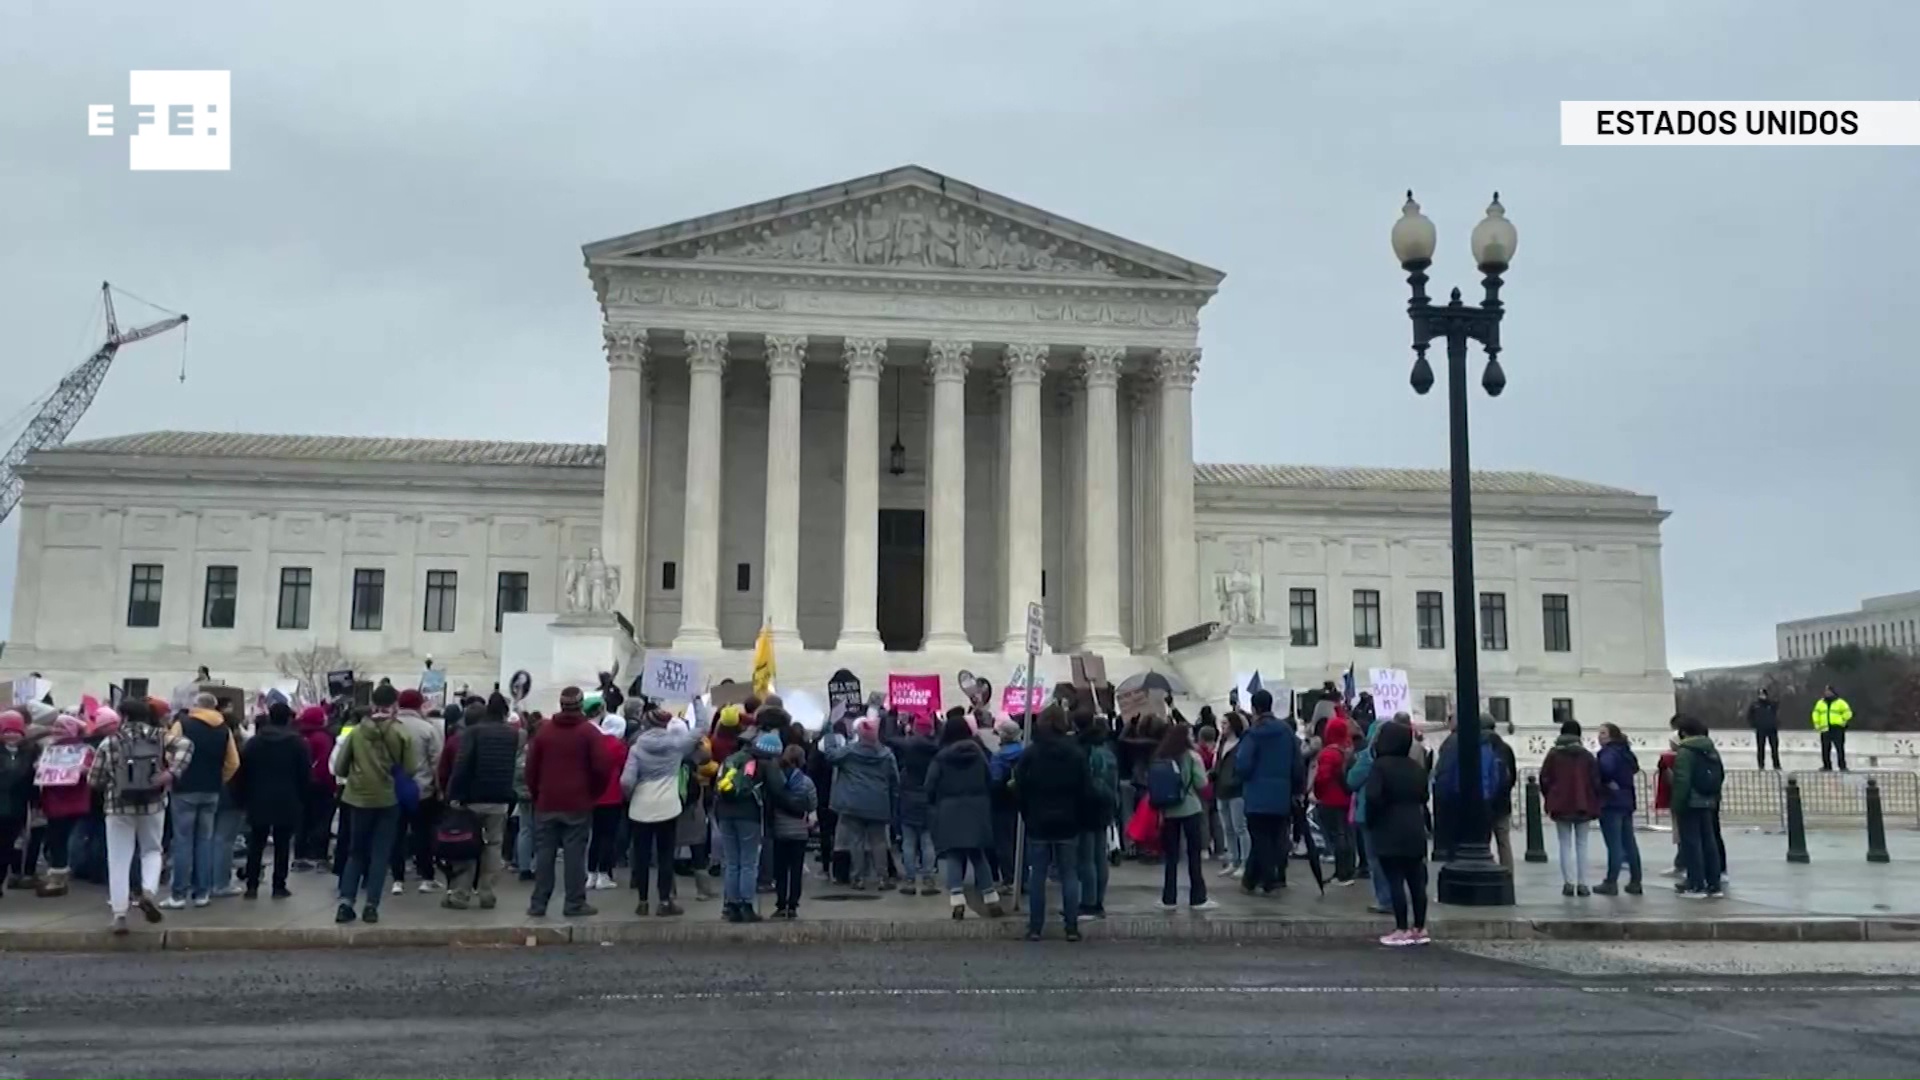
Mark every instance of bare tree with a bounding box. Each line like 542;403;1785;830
275;644;350;703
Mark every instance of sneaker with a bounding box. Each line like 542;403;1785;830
478;895;497;910
159;896;188;910
1191;899;1221;911
418;880;443;894
1410;929;1432;946
1025;929;1043;942
137;893;163;923
212;883;244;899
1625;882;1643;896
361;906;380;924
1337;878;1359;888
527;906;547;918
1158;900;1179;911
1218;864;1240;878
111;913;130;936
1706;888;1725;899
1561;882;1575;897
192;894;211;908
243;887;259;901
441;896;469;910
1593;881;1618;896
1662;866;1684;878
562;903;599;918
391;881;405;896
1379;930;1413;947
1676;889;1709;900
1367;904;1391;915
335;903;357;924
900;883;918;896
657;901;683;917
1576;885;1591;898
738;907;762;924
272;886;293;900
635;900;650;917
1064;927;1082;943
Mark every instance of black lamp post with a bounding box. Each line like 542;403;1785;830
1393;191;1518;906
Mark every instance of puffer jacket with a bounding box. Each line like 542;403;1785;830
448;718;520;806
821;734;899;824
770;768;818;841
925;738;994;854
1596;741;1639;814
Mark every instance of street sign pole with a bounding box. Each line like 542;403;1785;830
1013;600;1043;913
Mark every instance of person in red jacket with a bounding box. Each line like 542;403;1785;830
523;687;613;918
588;715;630;891
32;714;94;897
1311;715;1356;882
1538;720;1603;896
294;706;336;870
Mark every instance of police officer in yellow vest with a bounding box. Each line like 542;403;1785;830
1812;686;1852;772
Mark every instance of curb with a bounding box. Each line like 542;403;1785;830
6;914;1917;952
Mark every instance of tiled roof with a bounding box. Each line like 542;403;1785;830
1194;462;1639;498
50;431;604;468
46;432;1638;497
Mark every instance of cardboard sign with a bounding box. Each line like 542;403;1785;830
642;653;703;702
1368;668;1411;721
1071;654;1107;687
326;670;355;699
826;668;864;713
887;674;942;724
34;743;90;787
710;680;754;709
1115;686;1150;718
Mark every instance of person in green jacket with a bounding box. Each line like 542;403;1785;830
1812;687;1853;772
331;685;418;925
1668;716;1723;899
1076;712;1121;918
1150;725;1218;911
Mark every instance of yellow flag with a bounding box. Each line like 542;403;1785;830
752;624;776;697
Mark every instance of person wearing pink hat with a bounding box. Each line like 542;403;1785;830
30;715;94;897
0;711;34;897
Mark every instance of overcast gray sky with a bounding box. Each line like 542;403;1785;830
2;0;1915;672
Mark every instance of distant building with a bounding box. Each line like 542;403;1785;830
1777;591;1920;661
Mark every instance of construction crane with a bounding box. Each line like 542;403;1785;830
0;282;188;525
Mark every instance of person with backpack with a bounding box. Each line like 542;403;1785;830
620;705;699;916
0;712;36;898
1235;689;1304;894
1594;723;1643;896
924;711;1003;920
86;699;192;934
1310;715;1357;884
1431;714;1509;865
1669;715;1725;899
31;714;93;898
767;743;817;919
1013;705;1097;941
1485;718;1519;869
234;702;312;900
1146;723;1217;912
713;714;786;922
1538;720;1603;897
1345;718;1396;915
331;684;418;925
820;717;901;894
442;693;521;911
1363;720;1431;946
162;693;241;909
389;689;445;896
1076;709;1121;919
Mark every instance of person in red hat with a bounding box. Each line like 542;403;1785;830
293;705;336;870
523;687;613;918
388;688;445;896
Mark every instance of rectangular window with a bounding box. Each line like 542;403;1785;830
1488;696;1511;728
122;677;150;700
495;570;529;632
201;565;237;628
1552;697;1576;725
1417;590;1446;649
1352;589;1382;648
423;570;457;633
1479;591;1508;651
1423;695;1450;723
1543;593;1572;652
1288;588;1318;647
350;569;385;631
661;561;677;591
276;567;313;630
127;563;163;628
736;563;752;592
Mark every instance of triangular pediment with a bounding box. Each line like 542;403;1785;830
583;165;1223;286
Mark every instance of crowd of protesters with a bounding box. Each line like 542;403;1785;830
0;673;1733;943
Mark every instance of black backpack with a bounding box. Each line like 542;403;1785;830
117;728;167;805
1691;749;1724;798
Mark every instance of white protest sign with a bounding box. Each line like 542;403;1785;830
35;743;90;786
11;677;50;707
1369;668;1410;720
642;653;703;702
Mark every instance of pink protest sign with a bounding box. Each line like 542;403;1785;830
1001;682;1045;716
886;674;942;724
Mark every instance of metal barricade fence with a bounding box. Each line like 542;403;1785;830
1493;765;1915;831
1788;769;1920;827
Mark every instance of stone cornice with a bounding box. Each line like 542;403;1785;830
1196;482;1669;525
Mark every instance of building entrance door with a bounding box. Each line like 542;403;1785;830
876;508;925;652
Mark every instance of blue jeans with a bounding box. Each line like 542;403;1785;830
900;824;936;881
1598;808;1642;885
336;805;399;908
1026;837;1081;935
1364;837;1393;910
1076;828;1109;911
716;816;763;905
942;848;996;902
212;804;244;890
514;803;534;871
1219;797;1249;866
169;792;221;900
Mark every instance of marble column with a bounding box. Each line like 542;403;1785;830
761;334;807;650
601;324;648;623
1078;345;1127;653
673;329;727;649
1002;342;1049;651
1128;380;1161;652
838;337;886;650
923;340;972;650
1156;347;1201;644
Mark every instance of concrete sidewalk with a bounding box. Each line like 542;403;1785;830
4;827;1917;952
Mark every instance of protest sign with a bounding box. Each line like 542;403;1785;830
710;680;754;709
826;668;864;714
35;743;90;786
1000;664;1044;716
887;674;942;724
11;676;50;707
1368;668;1410;721
326;669;355;700
1071;654;1107;687
642;653;703;702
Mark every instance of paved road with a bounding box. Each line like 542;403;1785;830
4;942;1919;1077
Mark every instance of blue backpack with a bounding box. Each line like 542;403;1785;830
1147;759;1185;809
1438;743;1505;801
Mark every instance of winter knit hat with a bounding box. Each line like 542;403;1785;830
718;704;743;728
89;707;121;738
558;687;584;711
397;689;425;711
599;715;627;739
754;731;783;753
297;704;329;727
53;714;86;740
0;711;25;736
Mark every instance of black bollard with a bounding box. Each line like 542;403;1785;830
1785;777;1810;863
1865;777;1891;864
1523;776;1549;863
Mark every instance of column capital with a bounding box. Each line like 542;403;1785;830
765;333;808;378
1154;346;1200;389
1004;342;1049;385
685;329;730;375
928;340;973;383
843;336;887;379
604;323;648;371
1079;345;1124;389
1126;376;1157;412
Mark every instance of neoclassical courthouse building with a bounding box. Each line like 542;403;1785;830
5;167;1675;727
